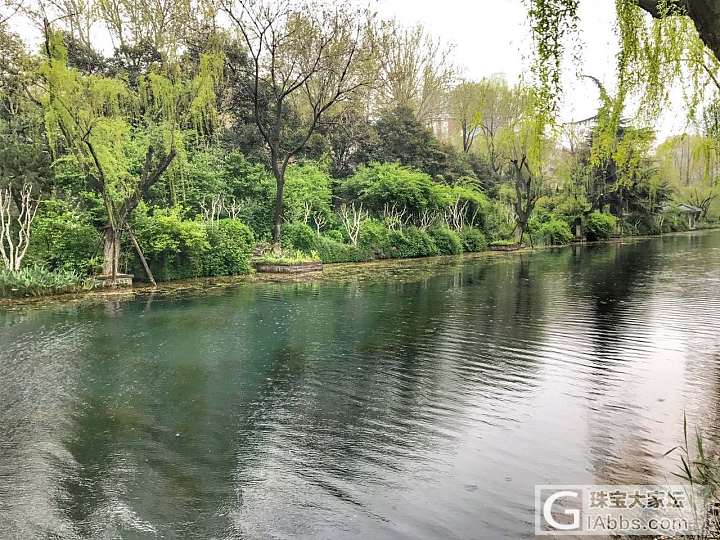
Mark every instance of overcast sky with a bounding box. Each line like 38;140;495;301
373;0;689;140
12;0;689;139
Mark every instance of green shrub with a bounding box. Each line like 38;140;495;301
324;229;346;243
484;200;516;241
386;227;439;258
428;226;463;255
358;219;391;258
0;265;90;298
255;250;321;265
315;237;370;263
284;162;334;225
661;209;690;233
460;227;488;252
205;219;255;276
490;239;519;247
539;219;573;246
133;208;209;281
338;162;441;216
623;213;662;236
585;211;617;241
27;199;101;275
283;221;317;252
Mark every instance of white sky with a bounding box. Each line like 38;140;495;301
10;0;691;140
373;0;690;140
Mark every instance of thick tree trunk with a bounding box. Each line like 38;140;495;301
102;226;121;279
271;167;286;252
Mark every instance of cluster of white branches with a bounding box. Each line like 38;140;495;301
382;203;409;231
0;184;39;271
339;203;367;246
417;209;437;230
444;197;468;231
301;201;327;234
200;195;244;223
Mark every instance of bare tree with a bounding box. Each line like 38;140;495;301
475;76;521;179
221;0;372;249
339;203;366;246
444;196;468;231
311;212;326;234
417;208;436;230
449;80;483;153
373;19;454;124
0;184;39;271
0;0;25;25
225;197;243;220
382;202;409;231
509;155;542;243
201;193;224;223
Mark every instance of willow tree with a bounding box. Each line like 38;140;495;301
526;0;720;150
221;0;373;248
36;24;221;282
502;88;552;243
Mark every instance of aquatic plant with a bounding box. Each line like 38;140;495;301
666;416;720;539
0;265;91;298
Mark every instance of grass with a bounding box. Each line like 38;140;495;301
666;415;720;539
254;250;322;265
0;265;92;298
489;239;520;247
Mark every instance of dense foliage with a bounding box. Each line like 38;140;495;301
0;0;716;297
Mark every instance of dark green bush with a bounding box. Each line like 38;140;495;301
661;210;690;233
585;211;618;241
133;208;209;281
428;226;463;255
358;219;391;258
460;227;488;252
27;199;101;275
315;236;370;263
338;162;440;217
624;213;663;236
324;229;346;243
539;219;573;246
205;219;255;276
386;227;439;258
283;221;317;252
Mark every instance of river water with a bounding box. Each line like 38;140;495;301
1;231;720;539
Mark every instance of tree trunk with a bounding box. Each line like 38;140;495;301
102;226;121;279
128;228;156;287
271;168;286;252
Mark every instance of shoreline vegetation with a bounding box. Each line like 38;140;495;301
2;228;716;310
2;1;720;306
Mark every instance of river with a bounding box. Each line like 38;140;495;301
1;231;719;539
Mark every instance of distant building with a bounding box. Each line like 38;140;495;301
661;203;703;229
676;204;703;229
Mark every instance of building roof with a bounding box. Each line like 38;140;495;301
676;203;703;214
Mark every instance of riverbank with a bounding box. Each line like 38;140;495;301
1;228;717;311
